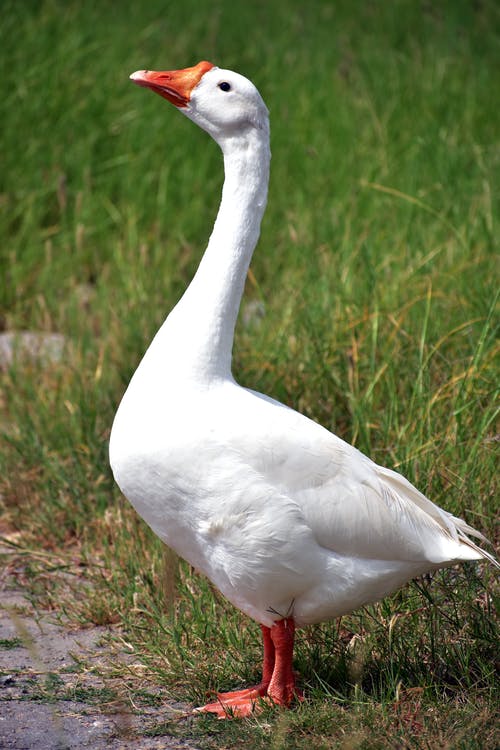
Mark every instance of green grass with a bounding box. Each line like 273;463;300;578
0;637;24;650
1;0;499;747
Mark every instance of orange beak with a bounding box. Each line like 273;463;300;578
130;61;214;108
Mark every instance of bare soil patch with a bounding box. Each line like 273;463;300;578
0;559;202;750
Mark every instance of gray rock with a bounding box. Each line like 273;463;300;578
0;332;67;370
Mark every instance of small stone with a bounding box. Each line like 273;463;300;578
0;331;67;370
242;299;266;328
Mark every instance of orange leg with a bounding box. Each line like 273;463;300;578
195;618;302;719
267;618;302;706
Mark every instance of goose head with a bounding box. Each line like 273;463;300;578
130;61;269;146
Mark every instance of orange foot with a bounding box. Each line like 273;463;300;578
194;618;303;720
195;685;304;719
194;685;267;719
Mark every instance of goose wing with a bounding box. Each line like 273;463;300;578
219;385;494;566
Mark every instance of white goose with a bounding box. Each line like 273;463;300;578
109;61;498;718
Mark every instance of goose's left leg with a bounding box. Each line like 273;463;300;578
267;618;303;707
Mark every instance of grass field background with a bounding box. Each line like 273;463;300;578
1;1;498;747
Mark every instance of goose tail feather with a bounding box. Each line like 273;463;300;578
451;516;499;568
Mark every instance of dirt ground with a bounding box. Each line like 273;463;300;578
0;574;203;750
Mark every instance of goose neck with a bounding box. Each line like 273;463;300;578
159;129;270;383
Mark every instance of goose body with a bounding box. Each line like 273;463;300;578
110;61;497;716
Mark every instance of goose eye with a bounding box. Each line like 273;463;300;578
218;82;231;92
